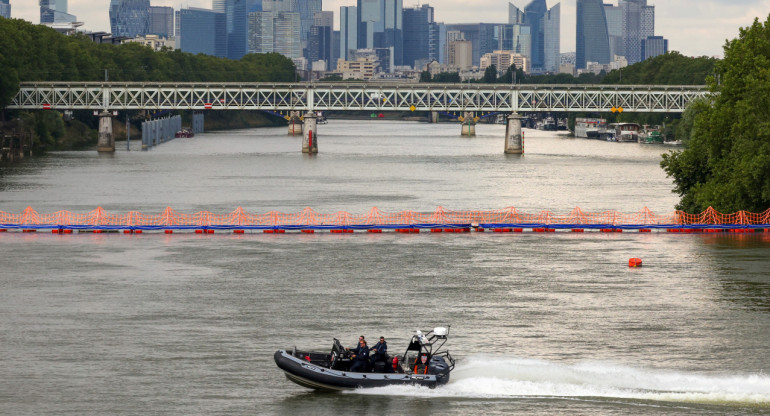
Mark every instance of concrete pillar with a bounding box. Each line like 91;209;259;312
97;111;115;153
461;112;476;136
302;112;318;154
429;111;440;123
288;111;303;136
504;112;523;154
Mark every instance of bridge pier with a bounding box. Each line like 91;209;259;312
429;111;439;123
97;111;115;153
288;111;303;136
504;113;523;154
461;112;476;136
302;112;318;154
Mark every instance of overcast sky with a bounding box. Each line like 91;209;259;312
9;0;770;57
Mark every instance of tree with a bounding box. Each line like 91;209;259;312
419;70;432;83
482;64;497;84
660;16;770;213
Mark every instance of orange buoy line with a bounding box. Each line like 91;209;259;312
0;206;768;234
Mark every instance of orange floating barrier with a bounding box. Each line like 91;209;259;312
628;258;643;268
0;229;7;232
135;230;143;234
51;230;60;234
94;230;103;234
431;229;443;233
165;230;173;234
22;229;36;233
195;230;203;234
64;229;73;234
301;230;314;234
206;230;214;234
234;230;245;234
368;229;382;233
639;229;651;233
513;228;524;233
124;230;132;234
572;229;584;233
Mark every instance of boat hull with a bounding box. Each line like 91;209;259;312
274;350;449;391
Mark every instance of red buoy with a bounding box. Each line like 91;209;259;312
628;258;643;268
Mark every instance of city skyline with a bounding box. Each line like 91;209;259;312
5;0;769;57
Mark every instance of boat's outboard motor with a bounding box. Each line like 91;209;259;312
427;356;450;377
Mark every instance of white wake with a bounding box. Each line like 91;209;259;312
349;355;770;407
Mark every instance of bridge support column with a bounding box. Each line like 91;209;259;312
288;111;303;136
504;113;523;155
302;112;318;154
97;111;115;153
429;111;439;123
461;112;476;136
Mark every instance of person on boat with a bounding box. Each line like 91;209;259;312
370;336;388;364
348;337;370;372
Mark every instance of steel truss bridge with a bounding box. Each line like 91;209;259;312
9;82;708;113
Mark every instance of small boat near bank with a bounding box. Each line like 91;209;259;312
274;327;455;391
174;128;194;138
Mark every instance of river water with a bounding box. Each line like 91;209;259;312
1;120;769;415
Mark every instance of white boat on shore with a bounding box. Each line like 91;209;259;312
611;123;641;143
575;118;607;139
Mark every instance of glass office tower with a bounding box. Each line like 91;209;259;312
357;0;402;66
109;0;150;38
576;0;610;69
41;0;76;23
0;0;11;19
403;4;433;69
149;6;173;38
340;6;357;60
179;7;226;58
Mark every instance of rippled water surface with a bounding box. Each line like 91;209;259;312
1;120;769;415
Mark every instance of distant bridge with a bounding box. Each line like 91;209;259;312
9;82;708;113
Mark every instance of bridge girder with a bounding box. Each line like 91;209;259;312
9;83;709;113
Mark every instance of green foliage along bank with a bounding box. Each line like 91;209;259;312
0;18;296;151
661;16;770;213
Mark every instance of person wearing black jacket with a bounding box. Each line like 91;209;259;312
348;336;370;373
370;336;388;366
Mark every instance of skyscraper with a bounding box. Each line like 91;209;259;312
0;0;10;19
307;11;333;68
298;0;322;42
357;0;403;66
149;6;173;38
543;3;560;72
523;0;546;71
179;7;226;57
248;11;274;54
109;0;150;38
604;3;623;59
403;4;434;69
509;1;560;73
340;6;357;60
642;35;667;60
224;0;248;60
619;0;655;64
273;11;301;59
576;0;610;69
41;0;76;24
247;9;301;60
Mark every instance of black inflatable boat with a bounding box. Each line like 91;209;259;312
274;327;455;391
